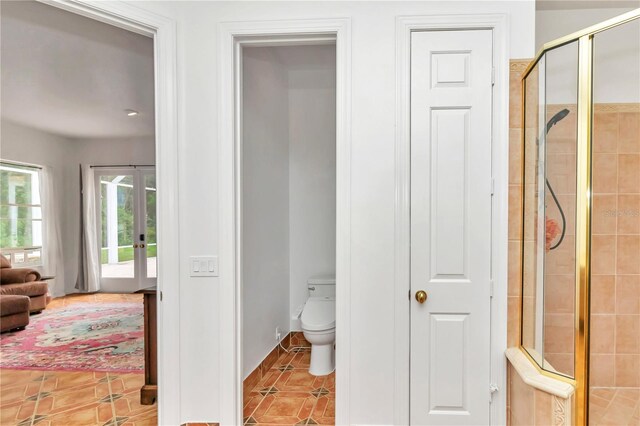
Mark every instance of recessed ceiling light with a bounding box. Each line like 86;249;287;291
125;109;139;117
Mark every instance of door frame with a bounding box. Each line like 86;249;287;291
36;1;180;423
218;18;351;426
395;14;509;425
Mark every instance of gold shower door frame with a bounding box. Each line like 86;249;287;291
519;8;640;426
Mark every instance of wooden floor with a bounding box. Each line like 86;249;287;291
1;293;156;426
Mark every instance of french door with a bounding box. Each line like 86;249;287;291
410;29;493;425
95;167;157;292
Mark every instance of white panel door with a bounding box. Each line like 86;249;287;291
410;30;493;425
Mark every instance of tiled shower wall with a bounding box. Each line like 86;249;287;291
590;104;640;389
507;59;575;425
541;103;640;385
543;103;577;377
507;58;640;423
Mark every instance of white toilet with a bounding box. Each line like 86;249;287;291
300;275;335;376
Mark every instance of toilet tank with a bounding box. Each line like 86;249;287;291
307;275;336;298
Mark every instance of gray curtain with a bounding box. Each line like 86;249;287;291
75;164;100;292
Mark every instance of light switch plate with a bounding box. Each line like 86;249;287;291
189;256;218;277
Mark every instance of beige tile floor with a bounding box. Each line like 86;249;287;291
590;387;640;425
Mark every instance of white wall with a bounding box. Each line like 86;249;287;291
1;120;76;297
121;1;535;423
1;119;155;295
241;47;291;379
287;45;337;330
536;7;640;104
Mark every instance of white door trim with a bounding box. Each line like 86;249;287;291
35;1;180;424
395;14;509;426
218;18;352;426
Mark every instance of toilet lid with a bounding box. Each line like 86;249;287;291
301;297;335;331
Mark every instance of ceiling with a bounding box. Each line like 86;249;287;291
1;1;154;139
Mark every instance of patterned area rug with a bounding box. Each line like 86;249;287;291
0;302;144;373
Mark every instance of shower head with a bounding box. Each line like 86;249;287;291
546;108;570;134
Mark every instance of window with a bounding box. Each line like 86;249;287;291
0;161;43;266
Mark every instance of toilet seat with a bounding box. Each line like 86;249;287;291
301;297;335;332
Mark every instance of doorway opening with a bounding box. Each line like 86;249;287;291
95;166;157;292
0;1;170;423
240;42;338;426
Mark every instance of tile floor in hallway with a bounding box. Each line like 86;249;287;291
0;369;156;426
589;387;640;426
243;349;334;426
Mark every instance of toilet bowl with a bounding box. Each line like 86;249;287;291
300;276;335;376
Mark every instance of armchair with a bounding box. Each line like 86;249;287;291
0;254;50;313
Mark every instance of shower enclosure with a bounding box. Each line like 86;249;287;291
520;9;640;425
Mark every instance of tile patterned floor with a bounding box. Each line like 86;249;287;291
590;387;640;425
0;369;156;425
243;349;334;426
1;293;156;425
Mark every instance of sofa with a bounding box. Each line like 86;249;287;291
0;295;30;332
0;255;50;313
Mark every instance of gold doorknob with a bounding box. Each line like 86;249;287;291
133;243;139;248
139;243;145;248
415;290;428;304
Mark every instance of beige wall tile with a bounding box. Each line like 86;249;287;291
509;62;526;129
508;241;522;297
509;364;534;426
591;275;616;314
618;154;640;194
618;194;640;234
534;390;552;426
615;354;640;387
508;296;521;347
544;353;573;376
553;194;576;237
509;184;523;241
544;274;574;314
522;240;537;296
591;235;617;275
617;235;640;274
544;313;574;354
593;112;619;153
545;235;576;275
617;275;640;314
592;194;617;235
593;153;618;194
615;315;640;354
590;314;615;354
510;128;523;185
590;354;615;387
546;153;576;195
618;112;640;153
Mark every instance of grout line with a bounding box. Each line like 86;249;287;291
30;372;46;426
